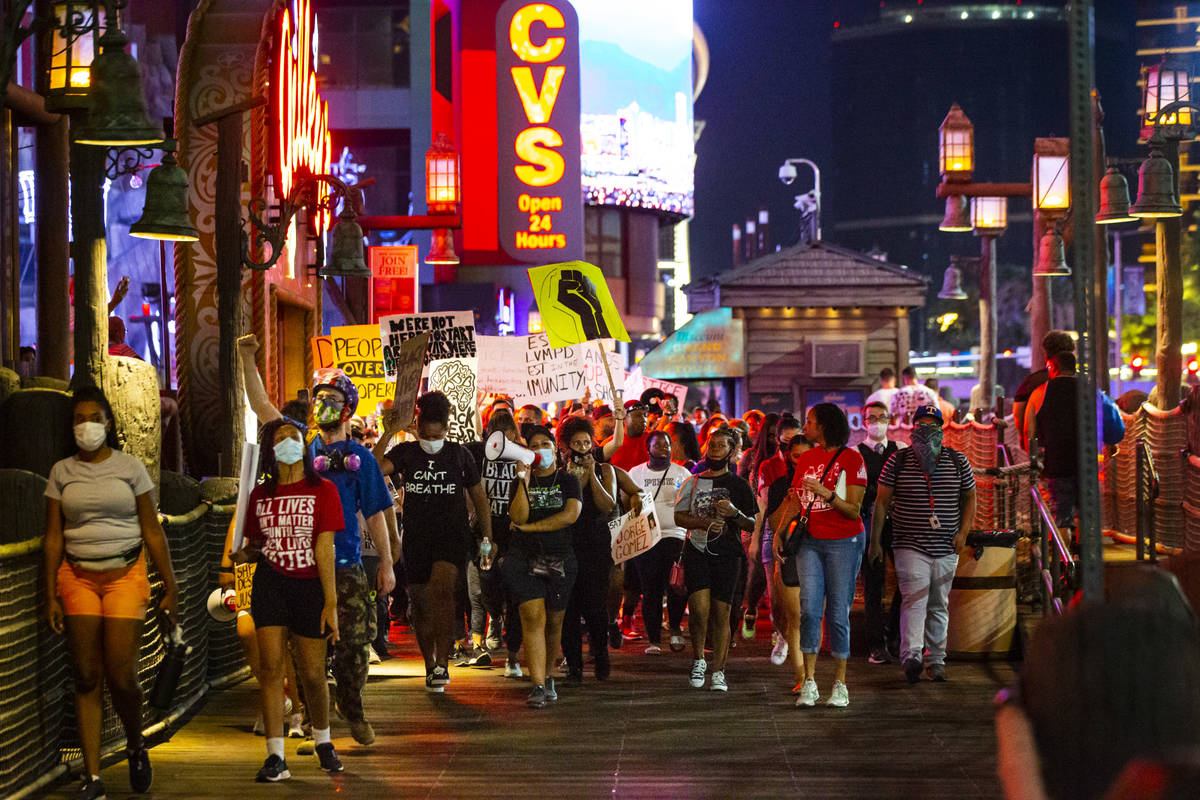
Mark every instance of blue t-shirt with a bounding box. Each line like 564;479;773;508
308;437;393;567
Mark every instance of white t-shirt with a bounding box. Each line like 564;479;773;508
45;450;153;560
627;461;691;540
865;386;899;409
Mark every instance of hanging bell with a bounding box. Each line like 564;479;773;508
1095;166;1134;225
938;195;972;232
74;28;163;146
319;211;370;278
1034;228;1071;276
130;140;199;241
426;226;459;265
1129;140;1183;218
937;262;968;300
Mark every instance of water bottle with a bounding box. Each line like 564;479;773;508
479;538;494;571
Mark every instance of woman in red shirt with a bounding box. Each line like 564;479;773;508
773;403;867;709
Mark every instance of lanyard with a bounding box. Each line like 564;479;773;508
918;450;946;513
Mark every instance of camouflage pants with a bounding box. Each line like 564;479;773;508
332;564;376;723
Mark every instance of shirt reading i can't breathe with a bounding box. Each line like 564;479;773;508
386;441;481;544
244;477;345;578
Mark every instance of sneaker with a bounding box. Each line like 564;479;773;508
372;641;391;661
669;633;686;652
710;670;728;692
544;677;558;702
827;680;850;708
255;754;291;782
368;647;381;664
504;656;523;679
594;655;611;681
296;737;315;756
791;680;805;694
349;719;375;745
868;649;893;665
770;637;789;666
526;685;547;708
741;613;756;640
644;643;663;655
252;713;265;736
127;744;152;792
286;713;306;738
795;678;819;707
689;658;707;688
608;623;623;649
619;619;640;640
929;663;948;682
430;665;450;685
903;658;923;684
315;742;344;773
451;648;471;667
76;776;105;800
425;672;445;693
468;649;492;667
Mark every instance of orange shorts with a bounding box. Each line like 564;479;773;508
57;554;151;620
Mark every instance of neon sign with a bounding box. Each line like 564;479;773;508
496;0;583;262
496;287;517;335
276;0;332;233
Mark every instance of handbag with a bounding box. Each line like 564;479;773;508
668;554;686;596
778;447;846;559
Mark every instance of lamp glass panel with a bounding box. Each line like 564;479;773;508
1145;65;1192;126
426;153;459;205
940;128;972;174
1034;154;1070;210
972;196;1007;229
49;5;100;92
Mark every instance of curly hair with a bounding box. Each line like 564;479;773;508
416;390;451;426
257;418;320;496
809;403;851;448
557;415;595;448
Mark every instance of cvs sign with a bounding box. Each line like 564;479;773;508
496;0;583;263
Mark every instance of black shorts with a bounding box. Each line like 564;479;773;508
500;547;578;612
250;560;327;639
682;544;743;605
403;527;467;585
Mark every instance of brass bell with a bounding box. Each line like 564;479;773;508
319;211;370;278
1034;228;1070;276
938;195;972;232
937;261;968;300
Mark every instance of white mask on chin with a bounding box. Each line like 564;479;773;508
419;438;445;455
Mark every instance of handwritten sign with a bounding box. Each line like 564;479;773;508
392;333;428;429
329;324;392;410
379;311;476;380
475;333;622;406
234;562;256;612
608;506;661;565
428;357;481;442
624;370;688;413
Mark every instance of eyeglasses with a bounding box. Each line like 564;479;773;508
865;415;889;424
314;391;345;408
913;421;941;429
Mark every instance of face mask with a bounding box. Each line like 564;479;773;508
910;425;944;474
868;422;888;440
533;447;556;467
274;437;304;465
704;455;728;472
74;421;108;452
419;438;445;455
648;454;671;470
315;399;343;426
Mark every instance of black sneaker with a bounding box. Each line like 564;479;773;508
562;669;583;687
928;663;948;682
255;754;291;782
608;623;623;649
430;665;450;685
526;685;547;708
127;744;152;792
594;655;611;682
425;671;444;693
868;649;893;665
76;776;105;800
903;658;923;684
315;742;344;773
468;648;492;667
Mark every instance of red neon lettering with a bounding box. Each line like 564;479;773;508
277;0;332;233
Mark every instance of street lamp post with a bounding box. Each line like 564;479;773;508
778;157;821;242
971;197;1006;416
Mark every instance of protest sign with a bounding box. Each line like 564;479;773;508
527;261;629;349
578;344;625;406
428;357;481;442
624;369;688;413
312;336;334;370
379;311;476;379
391;333;429;430
329;325;392;410
476;334;623;406
608;506;662;565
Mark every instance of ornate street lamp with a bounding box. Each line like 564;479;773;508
971;196;1007;232
73;3;163;146
1141;58;1192;136
129;136;198;241
45;1;103;112
1033;148;1070;212
938;103;973;182
425;132;460;265
1095;165;1134;224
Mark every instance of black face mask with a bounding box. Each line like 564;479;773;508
704;455;728;472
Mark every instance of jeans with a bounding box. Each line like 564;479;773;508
894;547;959;666
797;533;864;660
634;537;686;643
467;559;505;638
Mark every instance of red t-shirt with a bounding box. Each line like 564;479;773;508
609;431;649;472
244;477;345;578
757;451;787;495
789;447;868;540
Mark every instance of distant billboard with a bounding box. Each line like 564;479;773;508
574;0;694;217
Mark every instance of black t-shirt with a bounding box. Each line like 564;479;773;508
517;469;582;557
766;473;791;520
572;462;615;552
677;470;757;559
386;441;481;544
1015;368;1049;403
466;441;516;551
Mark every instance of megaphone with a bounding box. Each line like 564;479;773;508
206;588;238;622
485;430;555;468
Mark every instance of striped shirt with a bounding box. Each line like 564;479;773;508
878;447;975;558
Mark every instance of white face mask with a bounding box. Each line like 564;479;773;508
74;421;108;452
419;438;445;455
274;437;305;465
867;422;888;440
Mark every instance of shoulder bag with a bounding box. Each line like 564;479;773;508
778;447;845;559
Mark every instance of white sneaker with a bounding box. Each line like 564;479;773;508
770;637;789;666
795;678;819;707
710;670;728;692
286;712;305;738
827;680;850;708
644;644;662;655
689;658;707;688
368;648;381;664
504;657;523;679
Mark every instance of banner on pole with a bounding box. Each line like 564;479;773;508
379;311;476;380
608;506;662;565
527;261;629;349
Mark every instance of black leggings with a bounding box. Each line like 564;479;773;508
562;545;612;674
633;537;686;644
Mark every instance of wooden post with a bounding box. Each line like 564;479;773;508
35;114;69;379
69;128;108;390
1153;140;1183;411
1092;91;1110;394
1030;212;1052;370
597;340;622;407
977;233;997;416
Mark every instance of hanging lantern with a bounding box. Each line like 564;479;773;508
1129;138;1183;218
938;104;973;181
939;195;972;232
73;25;163;146
1032;143;1070;211
971;196;1008;233
425;132;460;213
1142;58;1192;131
937;260;968;300
1035;228;1071;276
1095;166;1134;225
45;1;103;113
319;211;370;278
130;139;199;241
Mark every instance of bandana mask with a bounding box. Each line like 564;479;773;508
910;425;944;475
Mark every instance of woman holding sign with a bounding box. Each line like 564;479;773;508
503;426;582;708
232;418;346;782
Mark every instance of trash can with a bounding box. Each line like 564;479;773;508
947;530;1018;658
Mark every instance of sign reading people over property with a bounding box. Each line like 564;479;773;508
637;307;745;379
379;311;476;380
496;0;584;262
314;325;393;411
527;261;629;349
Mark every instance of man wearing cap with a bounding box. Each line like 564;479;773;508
605;399;650;471
869;404;975;684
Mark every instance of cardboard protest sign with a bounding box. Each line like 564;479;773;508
428;357;481;442
379;311;476;380
608;506;662;565
391;333;429;431
312;336;334;370
624;369;688;413
527;261;630;349
327;325;393;411
475;334;623;406
578;344;625;406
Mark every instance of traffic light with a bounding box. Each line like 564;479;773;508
1130;355;1144;378
1188;358;1198;377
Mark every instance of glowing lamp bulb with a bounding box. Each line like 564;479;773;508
70;69;90;88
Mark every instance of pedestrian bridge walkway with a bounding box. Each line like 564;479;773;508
41;624;1014;799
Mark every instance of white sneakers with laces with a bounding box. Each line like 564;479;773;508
770;637;789;666
827;680;850;708
710;670;728;692
689;658;707;688
795;678;819;707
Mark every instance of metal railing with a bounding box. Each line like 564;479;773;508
1136;440;1161;563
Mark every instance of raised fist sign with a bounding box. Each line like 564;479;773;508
557;268;611;340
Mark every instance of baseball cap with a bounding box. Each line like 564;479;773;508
592;404;613;421
912;404;944;426
624;398;648;411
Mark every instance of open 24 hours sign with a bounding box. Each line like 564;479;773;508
496;0;584;263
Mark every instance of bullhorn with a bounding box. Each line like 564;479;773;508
206;588;238;622
485;430;555;468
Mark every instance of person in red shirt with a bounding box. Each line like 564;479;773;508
773;403;867;709
234;418;346;781
606;399;650;471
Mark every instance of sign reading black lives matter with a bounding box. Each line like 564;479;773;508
378;311;476;380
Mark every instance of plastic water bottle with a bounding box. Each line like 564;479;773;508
479;538;494;571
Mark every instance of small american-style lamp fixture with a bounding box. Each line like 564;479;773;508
425;132;460;265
